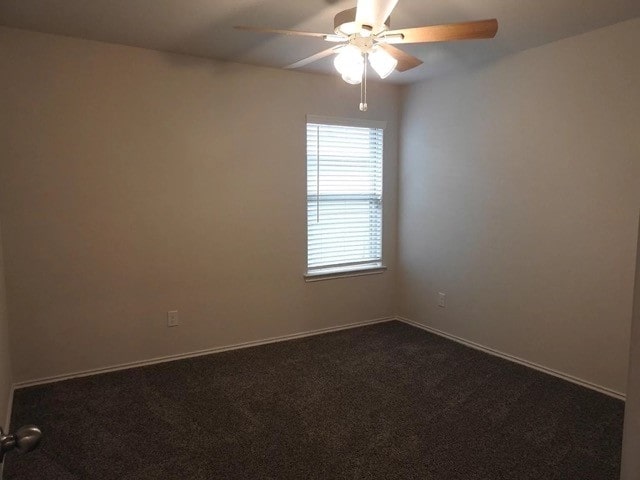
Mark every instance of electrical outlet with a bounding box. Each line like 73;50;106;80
167;310;179;327
438;292;446;308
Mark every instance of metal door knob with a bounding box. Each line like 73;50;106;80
0;425;42;461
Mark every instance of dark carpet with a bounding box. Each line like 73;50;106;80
4;321;624;479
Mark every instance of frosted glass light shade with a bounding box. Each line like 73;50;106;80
334;45;364;84
369;47;397;79
341;71;363;85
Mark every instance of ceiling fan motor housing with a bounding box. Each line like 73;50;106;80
334;7;390;37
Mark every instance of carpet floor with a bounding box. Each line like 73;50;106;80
4;321;624;479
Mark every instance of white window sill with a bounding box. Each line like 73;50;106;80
304;266;387;282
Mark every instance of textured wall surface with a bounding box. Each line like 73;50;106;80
0;27;400;382
398;19;640;393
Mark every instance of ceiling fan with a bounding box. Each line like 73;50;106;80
235;0;498;111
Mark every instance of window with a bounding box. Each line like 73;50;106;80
306;115;385;279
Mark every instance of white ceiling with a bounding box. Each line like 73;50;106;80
0;0;638;84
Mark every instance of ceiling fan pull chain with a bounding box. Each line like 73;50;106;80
359;62;364;110
360;53;368;112
316;125;320;223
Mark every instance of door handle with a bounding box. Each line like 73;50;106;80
0;425;42;462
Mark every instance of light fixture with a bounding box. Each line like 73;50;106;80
332;42;398;111
333;44;397;83
329;10;400;110
333;45;364;85
368;46;398;79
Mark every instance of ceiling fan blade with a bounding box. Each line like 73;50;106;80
378;44;423;72
285;47;339;70
234;25;328;39
355;0;399;30
383;19;498;44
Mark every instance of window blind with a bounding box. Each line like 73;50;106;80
306;120;383;275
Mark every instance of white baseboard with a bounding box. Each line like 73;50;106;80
12;315;625;401
13;317;395;390
396;316;625;401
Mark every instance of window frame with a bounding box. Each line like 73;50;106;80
304;114;387;282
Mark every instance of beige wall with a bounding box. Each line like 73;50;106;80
1;17;637;399
0;221;13;429
398;19;640;394
0;27;400;383
621;213;640;479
